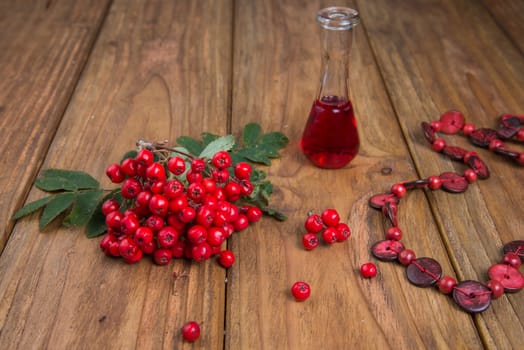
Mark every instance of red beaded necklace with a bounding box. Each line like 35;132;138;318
368;110;524;313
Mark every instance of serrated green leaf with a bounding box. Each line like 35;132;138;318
199;135;236;159
258;131;289;149
12;196;54;220
236;148;271;165
86;207;107;238
35;169;99;192
176;136;204;156
242;123;262;146
85;189;121;238
63;189;104;227
39;192;76;230
201;132;220;146
261;207;287;221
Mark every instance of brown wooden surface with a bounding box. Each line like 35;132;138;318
0;0;523;349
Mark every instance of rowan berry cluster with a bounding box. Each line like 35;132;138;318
301;208;351;250
100;148;262;266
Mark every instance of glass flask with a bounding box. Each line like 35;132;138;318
301;7;360;169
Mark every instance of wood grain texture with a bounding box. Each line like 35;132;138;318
0;0;111;252
483;0;524;54
226;0;485;349
0;0;232;349
359;0;524;348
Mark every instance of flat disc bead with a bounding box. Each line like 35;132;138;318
487;264;524;292
439;172;469;193
453;280;492;313
368;193;399;210
406;257;442;287
372;240;404;261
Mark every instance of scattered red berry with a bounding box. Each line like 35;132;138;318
181;321;201;342
360;262;377;278
218;250;235;268
321;208;340;227
291;281;311;301
302;233;319;250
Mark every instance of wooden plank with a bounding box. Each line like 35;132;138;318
0;0;232;349
359;0;524;348
226;0;484;349
483;0;524;54
0;0;111;252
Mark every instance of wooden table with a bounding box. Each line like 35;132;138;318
1;1;523;349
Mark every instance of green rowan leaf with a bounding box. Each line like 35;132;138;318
35;169;99;192
201;132;220;146
12;196;53;220
242;123;262;146
236;148;271;165
176;136;204;156
39;192;76;230
258;131;289;149
86;189;121;238
199;135;236;159
63;189;104;227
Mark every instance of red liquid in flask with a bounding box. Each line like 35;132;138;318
301;96;359;169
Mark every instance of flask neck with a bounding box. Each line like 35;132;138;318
315;7;359;102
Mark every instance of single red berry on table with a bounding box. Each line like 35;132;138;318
302;233;319;250
464;169;478;183
335;223;351;242
321;208;340;227
305;213;323;233
321;227;338;244
291;281;311;301
360;262;377;278
181;321;201;342
218;250;235;268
